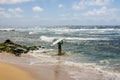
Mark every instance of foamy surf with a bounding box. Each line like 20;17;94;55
28;52;120;80
40;36;110;42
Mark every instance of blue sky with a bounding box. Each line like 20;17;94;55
0;0;120;25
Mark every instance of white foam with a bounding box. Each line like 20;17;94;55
29;48;54;54
40;36;57;42
102;71;120;80
65;37;109;41
46;28;119;33
17;26;120;34
43;28;120;34
0;28;15;31
28;52;120;80
40;36;109;42
63;61;120;80
29;31;38;34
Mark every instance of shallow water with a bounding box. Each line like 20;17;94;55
0;25;120;72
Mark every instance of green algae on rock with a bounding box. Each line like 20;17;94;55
0;39;40;56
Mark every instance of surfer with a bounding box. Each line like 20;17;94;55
57;40;63;56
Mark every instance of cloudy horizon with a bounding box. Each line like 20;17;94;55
0;0;120;26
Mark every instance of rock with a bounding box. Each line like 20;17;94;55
0;39;40;56
12;47;27;56
4;39;14;44
28;46;40;51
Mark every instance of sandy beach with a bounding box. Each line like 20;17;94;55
0;52;120;80
0;62;37;80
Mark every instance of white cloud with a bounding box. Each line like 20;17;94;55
72;0;111;10
8;7;23;13
0;11;11;18
83;6;118;16
90;0;110;6
0;0;32;4
32;6;43;12
15;7;23;12
72;0;87;10
85;7;107;16
58;4;64;8
0;7;23;18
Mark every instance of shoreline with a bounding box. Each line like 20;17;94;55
0;52;74;80
0;52;120;80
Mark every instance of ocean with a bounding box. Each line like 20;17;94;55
0;25;120;72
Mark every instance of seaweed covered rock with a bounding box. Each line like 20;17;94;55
0;39;39;56
12;47;28;56
28;46;40;51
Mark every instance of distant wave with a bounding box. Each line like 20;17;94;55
40;36;57;42
45;28;120;33
29;31;38;34
0;28;15;31
15;27;120;32
65;37;109;41
40;36;109;42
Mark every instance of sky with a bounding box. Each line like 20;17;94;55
0;0;120;25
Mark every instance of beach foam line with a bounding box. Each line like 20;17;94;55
1;52;120;80
63;61;120;80
0;62;37;80
28;53;58;65
28;53;120;80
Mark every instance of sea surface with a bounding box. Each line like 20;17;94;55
0;25;120;72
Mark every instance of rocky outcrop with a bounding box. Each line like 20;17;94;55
0;39;40;56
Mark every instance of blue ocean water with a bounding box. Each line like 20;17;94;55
0;25;120;71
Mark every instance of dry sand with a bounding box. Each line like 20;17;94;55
0;62;37;80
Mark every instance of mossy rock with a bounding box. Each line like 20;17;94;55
12;48;27;56
0;45;5;49
28;46;39;50
0;39;40;56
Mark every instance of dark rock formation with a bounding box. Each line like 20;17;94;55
0;39;40;56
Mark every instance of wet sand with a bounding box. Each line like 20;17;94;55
0;52;120;80
0;53;74;80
